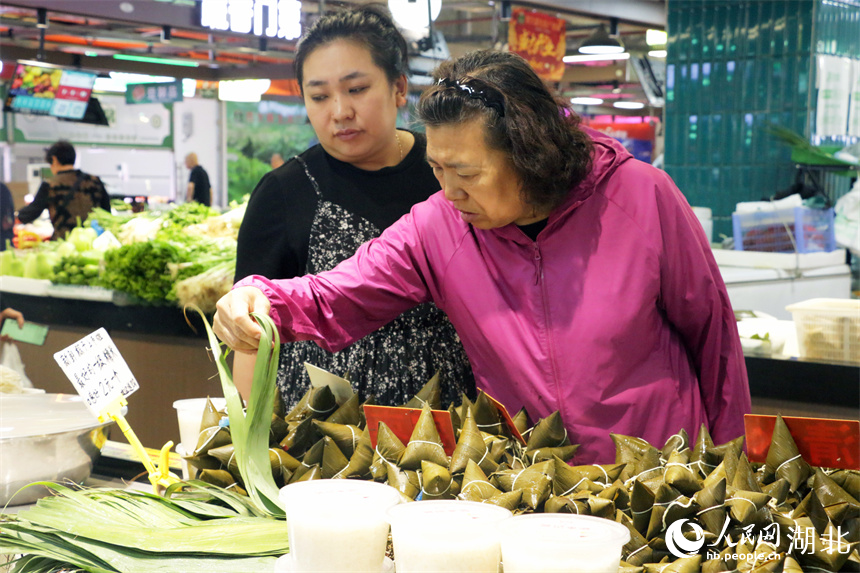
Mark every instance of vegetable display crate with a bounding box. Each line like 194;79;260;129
732;206;835;253
785;298;860;365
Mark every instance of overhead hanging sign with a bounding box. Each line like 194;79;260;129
126;80;183;105
201;0;301;40
508;7;566;82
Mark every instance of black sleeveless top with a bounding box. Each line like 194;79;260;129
235;132;475;409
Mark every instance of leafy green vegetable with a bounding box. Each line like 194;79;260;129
100;241;187;303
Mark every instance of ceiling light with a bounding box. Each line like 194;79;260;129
613;101;645;110
571;97;604;106
648;49;667;58
113;54;199;67
563;52;630;64
578;21;624;55
646;29;667;46
388;0;442;31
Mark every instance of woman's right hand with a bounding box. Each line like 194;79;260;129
213;286;272;352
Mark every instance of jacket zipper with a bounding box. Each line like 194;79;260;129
534;241;562;412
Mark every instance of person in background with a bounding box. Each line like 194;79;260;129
185;152;211;206
270;153;285;170
215;50;750;464
1;183;14;250
0;308;25;343
232;5;474;409
16;140;110;240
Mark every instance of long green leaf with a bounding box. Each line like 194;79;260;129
191;306;284;517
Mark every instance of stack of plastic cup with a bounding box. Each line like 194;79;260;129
279;480;401;573
387;500;513;572
172;397;226;479
499;513;630;573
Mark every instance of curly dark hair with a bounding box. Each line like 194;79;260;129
294;4;408;91
416;51;593;213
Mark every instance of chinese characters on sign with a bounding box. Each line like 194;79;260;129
201;0;301;40
507;7;566;82
126;80;183;105
53;328;139;416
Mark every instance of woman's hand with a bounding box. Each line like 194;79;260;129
213;287;272;352
0;308;25;343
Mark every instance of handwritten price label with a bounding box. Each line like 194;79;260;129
53;328;139;416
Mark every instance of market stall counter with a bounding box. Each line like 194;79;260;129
1;290;223;449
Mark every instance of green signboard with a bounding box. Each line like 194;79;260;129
126;80;183;105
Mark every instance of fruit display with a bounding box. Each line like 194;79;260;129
9;66;62;98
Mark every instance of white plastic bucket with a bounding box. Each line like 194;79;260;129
279;480;401;573
387;500;512;573
499;513;630;573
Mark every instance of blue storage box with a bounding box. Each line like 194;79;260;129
732;206;836;253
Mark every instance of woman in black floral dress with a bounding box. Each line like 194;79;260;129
234;5;475;409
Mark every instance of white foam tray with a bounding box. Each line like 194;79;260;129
712;248;846;270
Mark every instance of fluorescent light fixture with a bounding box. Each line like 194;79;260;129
182;78;196;98
388;0;442;31
94;72;187;94
17;59;61;69
648;49;667;58
578;23;624;55
613;101;645;110
218;79;271;102
570;97;604;106
113;54;199;67
646;29;667;46
563;52;630;64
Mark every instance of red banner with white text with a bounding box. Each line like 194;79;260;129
507;7;566;81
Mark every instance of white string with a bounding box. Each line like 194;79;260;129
461;480;495;494
374;444;399;468
557;428;569;447
409;440;446;452
625;466;663;487
662;497;697;530
306;402;335;414
626;545;649;559
696;503;726;516
422;477;452;497
729;496;759;510
559;477;590;497
776;454;802;473
476;446;489;467
511;469;526;490
347;425;357;451
631;507;652;515
593;464;609;483
664;462;692;470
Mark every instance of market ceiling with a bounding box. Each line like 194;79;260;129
0;0;665;107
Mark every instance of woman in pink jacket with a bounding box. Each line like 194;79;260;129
215;50;751;463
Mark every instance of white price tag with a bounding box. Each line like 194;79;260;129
53;328;139;416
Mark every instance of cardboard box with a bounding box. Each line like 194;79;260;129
6;182;30;211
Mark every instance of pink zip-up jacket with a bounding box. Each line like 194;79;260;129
238;128;751;463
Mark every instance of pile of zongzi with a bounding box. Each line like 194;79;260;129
183;373;859;573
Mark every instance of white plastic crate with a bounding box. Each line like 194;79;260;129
785;298;860;364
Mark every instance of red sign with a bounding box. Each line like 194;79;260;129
744;414;860;470
508;7;566;81
364;405;457;456
485;394;527;446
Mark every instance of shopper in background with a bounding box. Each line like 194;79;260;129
269;153;285;170
16;140;110;240
184;152;211;206
216;50;750;464
1;183;14;250
232;5;474;409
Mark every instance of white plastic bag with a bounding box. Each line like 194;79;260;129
0;342;33;390
834;180;860;255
